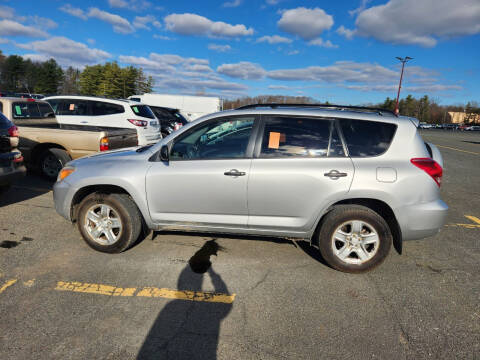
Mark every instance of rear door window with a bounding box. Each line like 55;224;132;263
58;99;90;116
259;116;343;158
131;105;155;119
339;119;397;157
91;101;125;116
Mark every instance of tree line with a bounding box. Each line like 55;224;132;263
0;51;153;98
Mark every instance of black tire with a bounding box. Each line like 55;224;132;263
77;193;142;253
39;148;71;180
316;205;392;273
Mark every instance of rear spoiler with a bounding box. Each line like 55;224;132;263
409;117;420;127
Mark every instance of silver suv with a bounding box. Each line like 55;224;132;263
53;104;448;273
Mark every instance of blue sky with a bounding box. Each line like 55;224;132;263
1;0;479;104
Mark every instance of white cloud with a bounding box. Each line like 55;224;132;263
355;0;480;47
59;4;88;20
30;16;58;30
268;85;289;90
164;13;254;37
208;43;232;52
133;15;161;30
0;19;48;38
278;7;333;40
0;6;16;19
120;53;247;94
0;37;9;44
266;0;280;4
217;62;266;80
256;35;292;44
308;38;338;48
336;26;356;40
349;0;371;17
223;0;242;7
87;7;135;34
287;50;299;55
108;0;151;11
16;37;111;67
153;34;172;40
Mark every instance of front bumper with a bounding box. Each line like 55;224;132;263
53;180;75;221
396;199;449;241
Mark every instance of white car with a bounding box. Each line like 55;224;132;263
44;96;161;145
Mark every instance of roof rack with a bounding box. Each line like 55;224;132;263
235;103;397;116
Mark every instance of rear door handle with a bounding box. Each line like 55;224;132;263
224;169;246;177
324;170;348;179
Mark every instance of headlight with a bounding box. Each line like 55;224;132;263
57;166;75;182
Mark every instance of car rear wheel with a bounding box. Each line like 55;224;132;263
39;148;71;180
317;205;392;273
77;193;142;253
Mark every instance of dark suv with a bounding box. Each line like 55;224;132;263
0;111;26;191
148;106;188;138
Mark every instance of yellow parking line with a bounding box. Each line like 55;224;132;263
55;281;235;304
434;144;478;155
0;279;17;294
465;215;480;225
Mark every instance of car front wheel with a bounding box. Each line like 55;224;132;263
317;205;392;273
77;193;142;253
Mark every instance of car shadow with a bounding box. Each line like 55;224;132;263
0;172;53;207
137;240;232;360
461;141;480;145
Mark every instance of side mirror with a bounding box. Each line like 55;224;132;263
160;145;169;162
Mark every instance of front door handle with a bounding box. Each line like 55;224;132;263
324;170;348;179
224;169;246;177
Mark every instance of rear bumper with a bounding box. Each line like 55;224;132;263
396;199;448;241
0;165;26;186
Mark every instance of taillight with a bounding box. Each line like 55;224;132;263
100;137;109;151
26;98;35;102
411;158;443;187
7;125;19;137
13;153;23;163
128;119;148;127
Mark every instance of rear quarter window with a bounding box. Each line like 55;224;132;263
131;105;155;119
339;119;397;157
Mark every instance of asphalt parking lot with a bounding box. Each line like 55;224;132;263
1;130;479;360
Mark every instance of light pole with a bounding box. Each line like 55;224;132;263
394;56;413;115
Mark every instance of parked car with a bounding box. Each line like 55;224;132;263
53;104;448;273
44;96;161;145
0;111;26;191
418;123;434;129
0;97;138;179
128;93;222;121
148;106;189;138
465;125;480;131
15;93;45;99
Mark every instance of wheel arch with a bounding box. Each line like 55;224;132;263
31;143;67;165
71;185;140;224
312;197;402;254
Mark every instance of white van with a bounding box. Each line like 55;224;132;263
128;94;222;121
44;96;161;145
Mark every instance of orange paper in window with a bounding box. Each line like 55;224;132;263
268;132;281;149
69;103;75;111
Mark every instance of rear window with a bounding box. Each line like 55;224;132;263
339;119;397;157
131;105;155;119
12;102;54;119
150;106;188;126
